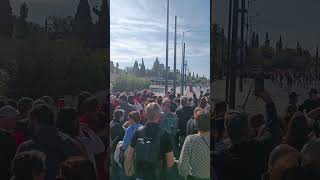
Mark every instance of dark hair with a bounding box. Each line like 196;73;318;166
77;91;92;115
157;96;163;105
286;114;310;151
128;111;141;123
33;99;47;107
119;94;127;102
7;99;18;110
0;100;6;109
41;96;55;107
12;151;46;180
225;112;249;143
30;104;55;126
59;156;96;180
128;95;134;105
113;109;124;121
96;112;108;130
56;107;79;137
199;97;207;109
18;97;34;114
195;111;210;132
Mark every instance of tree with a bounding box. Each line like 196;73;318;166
73;0;92;44
140;58;146;77
251;32;256;47
264;32;270;48
116;62;119;74
0;0;13;37
255;34;259;48
110;61;114;73
92;0;108;48
133;60;139;75
152;57;161;77
16;2;29;39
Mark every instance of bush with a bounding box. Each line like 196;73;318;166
112;74;150;93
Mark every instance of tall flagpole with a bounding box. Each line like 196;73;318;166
165;0;169;93
173;16;177;95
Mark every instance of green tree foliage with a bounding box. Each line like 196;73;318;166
133;60;139;75
112;74;150;92
6;33;106;98
152;57;161;77
73;0;92;45
0;0;13;37
92;0;108;48
139;58;146;77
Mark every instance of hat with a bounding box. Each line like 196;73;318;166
0;105;18;119
309;88;317;95
289;92;300;98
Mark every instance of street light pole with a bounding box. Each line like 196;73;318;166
229;0;239;109
225;0;233;103
239;0;246;92
165;0;169;94
173;16;177;95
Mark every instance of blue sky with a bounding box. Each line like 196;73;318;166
110;0;210;77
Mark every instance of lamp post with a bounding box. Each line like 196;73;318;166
181;30;192;96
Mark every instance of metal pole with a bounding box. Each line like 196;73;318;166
174;16;177;95
239;0;245;92
225;0;233;103
183;43;186;94
229;0;239;109
165;0;169;94
181;32;184;96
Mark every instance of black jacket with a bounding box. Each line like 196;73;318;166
0;129;16;180
213;103;280;180
176;105;194;136
16;127;83;180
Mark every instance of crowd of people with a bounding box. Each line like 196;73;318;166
212;87;320;180
110;88;211;180
0;92;108;180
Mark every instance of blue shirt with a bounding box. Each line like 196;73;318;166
122;123;141;150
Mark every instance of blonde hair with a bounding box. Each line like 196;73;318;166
144;102;161;122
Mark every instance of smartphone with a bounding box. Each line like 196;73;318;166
254;74;264;92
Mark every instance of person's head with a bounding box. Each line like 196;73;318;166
135;93;142;101
29;104;55;131
285;113;310;151
0;105;18;130
169;94;175;101
7;99;18;110
119;94;127;105
193;93;197;99
194;107;204;117
225;111;250;144
214;101;227;116
12;151;47;180
199;97;207;109
161;98;171;113
18;97;34;116
177;93;181;99
128;95;134;105
309;88;318;100
144;102;161;123
250;114;265;136
77;91;92;115
33;99;47;107
82;97;99;113
268;144;302;180
194;108;209;132
289;92;299;104
180;96;189;107
0;99;6;109
113;109;124;122
156;96;163;106
41;96;55;107
58;156;96;180
128;111;141;124
56;107;79;137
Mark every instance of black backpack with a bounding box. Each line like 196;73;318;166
134;126;164;168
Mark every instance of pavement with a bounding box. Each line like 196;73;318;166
213;78;312;116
